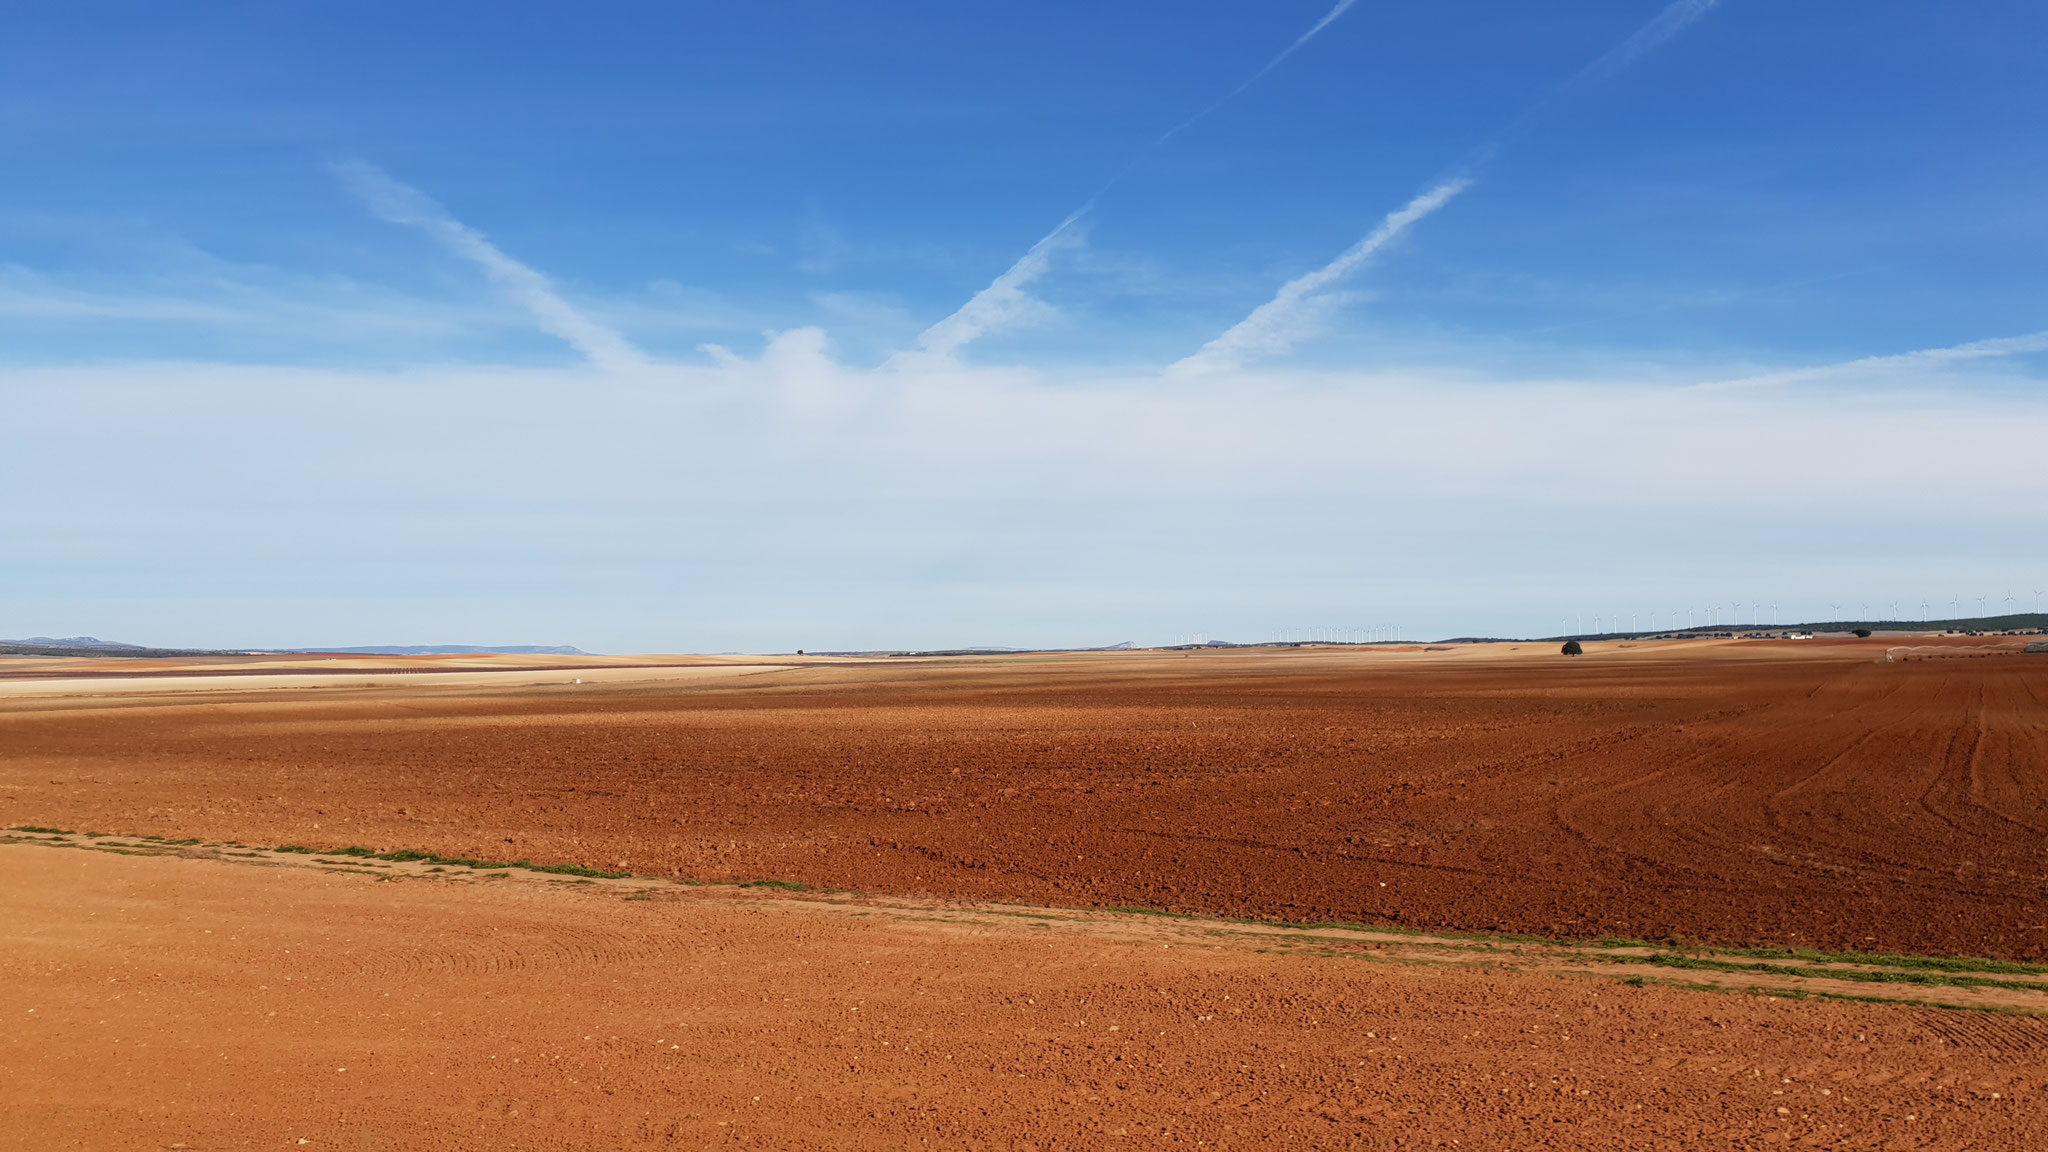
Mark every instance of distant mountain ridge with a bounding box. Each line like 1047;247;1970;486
1;637;589;657
1;637;223;658
13;636;146;650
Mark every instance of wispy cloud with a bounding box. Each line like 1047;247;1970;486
334;160;652;375
0;262;498;349
1171;178;1471;374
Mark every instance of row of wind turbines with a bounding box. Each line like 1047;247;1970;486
1561;590;2044;639
1272;625;1405;645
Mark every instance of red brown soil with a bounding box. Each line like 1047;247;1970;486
3;640;2045;958
6;842;2041;1151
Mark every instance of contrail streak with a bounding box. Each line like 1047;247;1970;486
1171;178;1471;374
1178;0;1724;374
1699;329;2048;392
334;160;651;375
904;1;1364;365
1478;0;1724;160
1576;0;1720;86
1150;0;1359;152
896;209;1086;366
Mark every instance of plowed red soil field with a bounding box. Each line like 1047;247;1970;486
6;841;2042;1151
3;638;2044;958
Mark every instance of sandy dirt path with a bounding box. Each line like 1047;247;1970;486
5;840;2043;1151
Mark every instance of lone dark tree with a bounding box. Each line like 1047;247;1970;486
1561;640;1583;656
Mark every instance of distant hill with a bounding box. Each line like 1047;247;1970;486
1;637;590;658
13;635;145;650
0;637;227;658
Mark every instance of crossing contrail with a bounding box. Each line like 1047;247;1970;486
900;1;1366;366
1176;0;1725;374
335;160;651;376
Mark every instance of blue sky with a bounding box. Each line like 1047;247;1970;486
4;1;2046;650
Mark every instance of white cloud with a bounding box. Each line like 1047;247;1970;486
8;337;2044;649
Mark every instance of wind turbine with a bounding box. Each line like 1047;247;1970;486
1977;593;1989;617
2005;591;2017;616
2036;588;2045;614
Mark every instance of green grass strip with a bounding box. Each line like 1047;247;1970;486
1716;945;2048;977
1633;952;2048;993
